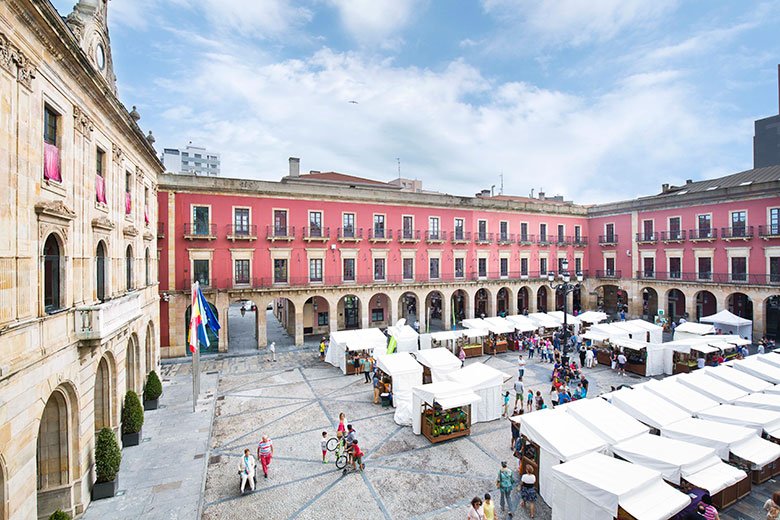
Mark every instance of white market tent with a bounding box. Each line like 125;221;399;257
547;311;581;328
610;388;690;430
375;353;423;421
642;378;719;414
505;314;538;332
387;321;419;353
700;310;753;342
326;328;387;374
589;323;631;342
482;316;517;334
528;312;562;330
731;356;780;384
430;330;459;344
704;365;773;393
515;409;608;504
676;372;748;404
611;319;664;343
758;353;780;369
550;452;690;520
696;404;780;438
734;393;780;413
673;322;717;340
444;362;511;423
411;381;481;435
611;433;746;494
576;311;609;324
608;337;667;376
661;417;780;469
564;397;650;446
413;347;462;383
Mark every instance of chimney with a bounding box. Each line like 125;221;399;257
538;191;545;200
661;183;669;193
686;179;693;185
288;157;300;177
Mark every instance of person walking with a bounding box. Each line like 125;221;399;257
239;448;256;493
269;341;277;362
758;341;766;355
526;390;533;413
549;385;559;408
697;493;720;519
617;351;627;376
467;496;484;520
517;354;526;379
578;344;586;368
585;347;594;368
513;377;524;412
502;391;511;418
496;461;515;517
519;465;537;519
319;338;327;361
458;345;466;367
321;431;328;464
483;493;495;520
257;435;274;478
361;356;372;383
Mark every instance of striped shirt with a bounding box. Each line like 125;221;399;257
258;439;273;455
703;504;718;520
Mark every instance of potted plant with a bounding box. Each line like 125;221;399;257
92;428;121;500
49;510;72;520
143;370;163;410
121;390;144;447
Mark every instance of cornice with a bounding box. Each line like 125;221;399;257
35;200;76;222
91;216;115;232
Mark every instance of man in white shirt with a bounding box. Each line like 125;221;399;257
617;352;627;376
517;354;526;379
269;341;276;362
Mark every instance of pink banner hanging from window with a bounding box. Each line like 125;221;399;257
95;174;107;204
144;207;149;225
125;192;132;215
43;142;61;182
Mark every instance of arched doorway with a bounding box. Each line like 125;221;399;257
475;288;491;318
517;287;530;314
572;286;582;313
695;291;716;320
265;298;296;342
555;287;565;311
667;289;686;322
337;295;361;330
94;356;112;431
369;293;391;328
595;285;625;317
451;290;468;324
126;334;139;393
227;299;258;354
145;321;155;375
303;296;330;337
496;287;511;316
398;292;419;324
37;387;75;518
537;286;548;312
43;234;62;313
185;302;220;354
641;288;658;321
425;291;444;332
96;241;107;302
766;295;780;340
727;292;753;320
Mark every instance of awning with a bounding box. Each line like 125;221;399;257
731;436;780;469
685;462;747;495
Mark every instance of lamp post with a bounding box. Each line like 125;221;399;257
548;259;584;357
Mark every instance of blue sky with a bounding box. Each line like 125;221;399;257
53;0;780;202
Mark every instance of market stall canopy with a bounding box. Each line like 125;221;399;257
696;404;780;438
547;311;581;326
482;316;517;334
412;347;462;383
676;372;748;404
327;328;388;373
376;352;423;420
412;381;481;410
758;353;780;369
505;314;538;332
550;452;690;520
576;311;609;324
564;397;650;445
528;312;562;329
610;388;690;430
445;362;511;424
725;337;752;346
661;417;767;462
685;462;748;497
387;323;419;353
642;378;719;414
700;310;753;342
673;322;716;339
376;352;423;379
731;356;780;383
582;329;611;342
514;409;608;462
703;365;773;393
589;323;631;341
734;393;780;413
430;330;460;343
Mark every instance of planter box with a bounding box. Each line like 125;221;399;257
92;476;119;500
143;399;159;411
122;429;141;447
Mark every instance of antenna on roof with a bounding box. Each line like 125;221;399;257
396;157;401;178
500;172;504;195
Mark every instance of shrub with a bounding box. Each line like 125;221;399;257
143;370;163;401
121;390;144;434
49;510;71;520
94;428;121;483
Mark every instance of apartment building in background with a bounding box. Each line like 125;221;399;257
161;144;221;176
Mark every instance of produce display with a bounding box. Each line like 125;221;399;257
422;404;471;443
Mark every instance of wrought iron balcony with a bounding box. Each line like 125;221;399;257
721;226;754;240
266;225;295;241
183;223;217;240
497;233;515;245
303;226;330;241
157;221;165;239
595;269;621;279
759;225;780;239
572;236;588;247
369;228;393;242
598;235;618;246
450;230;471;244
660;230;686;242
688;228;717;241
475;232;494;245
635;232;658;244
338;227;363;242
425;230;445;243
226;224;257;241
397;229;420;243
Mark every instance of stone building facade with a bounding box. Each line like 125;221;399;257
0;1;162;518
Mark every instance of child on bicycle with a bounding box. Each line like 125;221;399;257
346;439;365;473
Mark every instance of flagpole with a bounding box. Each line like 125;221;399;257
192;282;199;413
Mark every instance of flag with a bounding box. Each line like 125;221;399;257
188;282;221;353
386;335;397;355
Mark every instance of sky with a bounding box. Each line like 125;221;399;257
53;0;780;203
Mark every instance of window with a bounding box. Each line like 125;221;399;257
731;257;747;281
373;215;385;239
539;224;547;242
374;258;385;281
343;258;355;282
403;258;414;280
372;308;384;322
193;206;210;235
500;221;508;242
520;258;529;276
234;208;250;235
770;257;780;283
43;235;61;312
643;257;654;278
500;257;508;277
44;106;58;145
273;259;288;283
274;210;288;236
540;258;548;276
558;257;567;273
557;224;565;243
96;242;106;301
318;312;328;326
309;258;323;282
698;214;711;237
402;216;414;239
669;257;681;279
478;220;487;241
478;258;487;277
669;217;681;240
124;171;132;215
454;258;465;278
234;259;250;284
574;225;581;241
95;148;107;204
698;257;712;280
429;258;440;279
343;213;355;238
454;218;464;240
429;217;440;239
125;246;134;290
770;208;780;236
731;211;746;236
642;220;654;241
605;257;615;276
144;187;150;225
309;211;322;237
574;257;582;274
43;106;61;182
145;248;151;285
605;223;615;242
193;259;209;286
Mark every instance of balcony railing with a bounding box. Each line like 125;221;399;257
634;271;780;285
450;230;471;244
183;223;217;240
157;221;165;239
369;228;393;242
398;229;421;242
555;235;570;246
595;270;621;279
475;232;494;244
497;233;515;245
598;235;618;245
266;225;295;241
303;226;330;241
572;236;588;247
721;226;754;240
226;224;257;240
660;230;686;242
537;235;551;246
518;234;533;245
425;230;445;243
338;227;363;241
635;232;658;243
759;225;780;239
185;277;218;290
689;228;717;241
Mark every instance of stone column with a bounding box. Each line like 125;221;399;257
215;292;229;353
295;307;305;346
361;296;370;330
752;299;765;341
256;308;267;348
442;293;452;330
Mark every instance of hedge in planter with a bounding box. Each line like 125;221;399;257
121;390;144;447
93;428;121;500
143;370;163;410
49;510;72;520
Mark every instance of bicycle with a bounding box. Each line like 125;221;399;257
325;436;349;469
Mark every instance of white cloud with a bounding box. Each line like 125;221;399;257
175;0;313;39
328;0;417;46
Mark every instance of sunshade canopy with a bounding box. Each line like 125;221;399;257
514;409;607;461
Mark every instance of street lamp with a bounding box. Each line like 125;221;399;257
547;259;584;357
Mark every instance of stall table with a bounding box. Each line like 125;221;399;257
412;381;480;444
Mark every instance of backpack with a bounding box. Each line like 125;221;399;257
498;468;514;489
